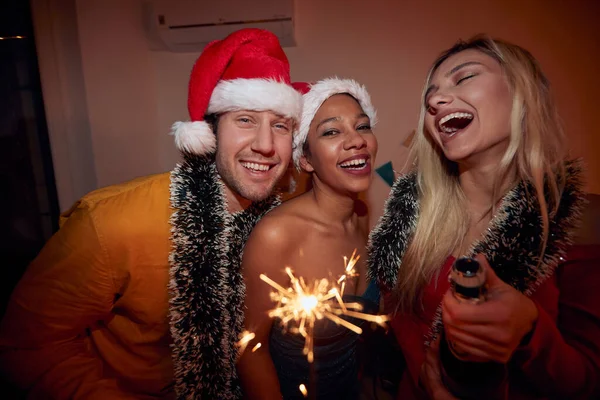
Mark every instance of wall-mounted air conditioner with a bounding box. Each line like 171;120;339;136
143;0;295;53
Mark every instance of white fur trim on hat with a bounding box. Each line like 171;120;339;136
170;121;217;155
207;78;302;121
292;78;377;169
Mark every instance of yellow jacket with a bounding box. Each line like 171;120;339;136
0;173;175;399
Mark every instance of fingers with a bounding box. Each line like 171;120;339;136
473;253;491;270
444;328;509;363
442;293;499;325
443;316;512;346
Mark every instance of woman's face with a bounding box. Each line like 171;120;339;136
424;49;513;167
301;94;378;194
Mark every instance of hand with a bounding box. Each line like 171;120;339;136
419;338;459;400
441;254;539;363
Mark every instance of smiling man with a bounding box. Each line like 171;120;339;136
0;28;301;400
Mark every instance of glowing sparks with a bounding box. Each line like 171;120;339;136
0;35;26;40
300;295;318;313
236;330;255;357
299;383;308;397
260;268;337;363
338;249;360;296
237;331;262;356
260;249;389;363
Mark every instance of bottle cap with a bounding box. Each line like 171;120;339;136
451;257;486;302
453;257;481;276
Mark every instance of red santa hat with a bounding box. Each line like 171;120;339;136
292;78;377;168
171;28;302;155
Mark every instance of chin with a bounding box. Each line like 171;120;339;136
240;185;277;202
442;147;473;164
343;182;371;195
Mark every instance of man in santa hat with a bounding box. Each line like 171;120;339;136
0;28;302;399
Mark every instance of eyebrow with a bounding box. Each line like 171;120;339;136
445;61;482;77
233;110;288;119
316;113;369;130
424;61;483;101
316;116;341;129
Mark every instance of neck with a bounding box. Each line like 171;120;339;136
458;158;516;217
309;176;359;228
457;139;515;210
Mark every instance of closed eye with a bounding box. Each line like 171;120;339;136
457;74;475;85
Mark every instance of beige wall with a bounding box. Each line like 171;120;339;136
31;0;97;211
41;0;600;223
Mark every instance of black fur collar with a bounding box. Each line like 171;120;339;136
367;161;585;344
169;153;280;399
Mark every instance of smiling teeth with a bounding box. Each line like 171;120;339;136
241;162;270;172
439;112;474;134
439;112;473;126
340;158;367;168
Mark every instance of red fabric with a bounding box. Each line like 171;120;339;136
387;245;600;399
187;28;292;121
292;81;311;95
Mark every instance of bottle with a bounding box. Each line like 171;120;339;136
439;257;508;400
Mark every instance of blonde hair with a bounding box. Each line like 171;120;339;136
394;35;567;312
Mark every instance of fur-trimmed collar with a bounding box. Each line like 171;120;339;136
169;153;280;399
367;160;585;345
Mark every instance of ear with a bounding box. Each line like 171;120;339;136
299;154;314;173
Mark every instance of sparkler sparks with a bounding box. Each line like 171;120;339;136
338;248;360;296
236;330;256;357
259;250;389;363
299;384;308;397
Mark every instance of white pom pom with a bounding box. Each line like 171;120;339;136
170;121;217;155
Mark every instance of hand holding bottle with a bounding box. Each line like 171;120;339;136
442;254;539;364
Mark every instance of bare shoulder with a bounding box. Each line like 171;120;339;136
248;200;309;247
243;198;311;274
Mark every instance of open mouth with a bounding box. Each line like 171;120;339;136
339;157;369;170
240;161;274;172
438;112;473;135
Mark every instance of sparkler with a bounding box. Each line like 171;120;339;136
299;384;308;397
337;248;360;297
236;330;257;358
259;250;389;364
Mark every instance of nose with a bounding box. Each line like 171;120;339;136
343;129;368;151
250;122;275;157
427;90;453;113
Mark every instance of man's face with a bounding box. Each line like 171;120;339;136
215;110;294;202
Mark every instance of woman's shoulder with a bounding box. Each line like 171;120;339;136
261;193;319;226
243;201;314;278
246;197;313;252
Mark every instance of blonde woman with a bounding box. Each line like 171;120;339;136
368;36;600;399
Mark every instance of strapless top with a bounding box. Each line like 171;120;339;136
269;280;380;399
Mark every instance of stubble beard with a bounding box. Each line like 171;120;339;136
216;155;280;203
